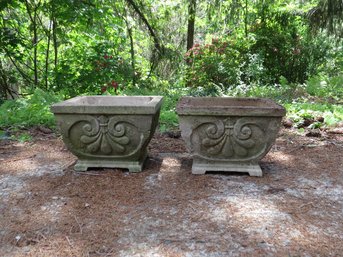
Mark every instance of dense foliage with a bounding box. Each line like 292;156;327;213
0;0;342;132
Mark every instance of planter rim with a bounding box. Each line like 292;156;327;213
176;96;286;117
51;95;163;114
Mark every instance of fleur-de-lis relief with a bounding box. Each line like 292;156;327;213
80;115;130;154
201;118;262;157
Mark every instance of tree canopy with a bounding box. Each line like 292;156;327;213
0;0;342;100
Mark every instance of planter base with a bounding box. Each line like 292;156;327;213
74;152;147;173
192;162;262;177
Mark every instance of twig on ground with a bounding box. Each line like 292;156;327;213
300;202;315;209
5;154;37;163
65;236;73;247
73;215;83;234
37;231;47;240
327;129;343;135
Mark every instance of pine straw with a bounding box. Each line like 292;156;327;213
0;129;342;256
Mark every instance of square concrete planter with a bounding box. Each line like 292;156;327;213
51;96;163;172
177;97;286;176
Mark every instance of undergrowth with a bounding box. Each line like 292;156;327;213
0;76;342;133
285;103;343;128
0;88;61;129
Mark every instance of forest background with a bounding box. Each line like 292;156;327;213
0;0;342;140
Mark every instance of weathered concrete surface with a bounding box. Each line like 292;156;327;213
51;95;163;114
51;96;163;172
177;97;286;176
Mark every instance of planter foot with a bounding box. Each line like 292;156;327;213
73;153;147;173
248;168;263;177
191;162;263;177
191;167;207;175
74;162;88;172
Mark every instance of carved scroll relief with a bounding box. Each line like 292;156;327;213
68;115;143;157
191;117;267;161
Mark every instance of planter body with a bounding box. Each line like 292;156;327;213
51;96;163;172
177;97;286;176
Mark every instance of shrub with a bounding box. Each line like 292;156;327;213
54;40;132;97
184;37;249;90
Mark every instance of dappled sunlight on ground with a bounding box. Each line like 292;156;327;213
161;157;182;172
0;130;343;256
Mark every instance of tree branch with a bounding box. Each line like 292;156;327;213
4;49;34;84
125;0;164;55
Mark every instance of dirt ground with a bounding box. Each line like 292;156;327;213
0;127;343;257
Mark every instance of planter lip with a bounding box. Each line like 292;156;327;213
176;96;286;117
51;95;163;114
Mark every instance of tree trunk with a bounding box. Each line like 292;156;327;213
187;0;196;51
45;19;52;90
52;17;58;68
245;0;248;37
0;60;12;99
127;26;136;87
33;7;38;86
24;0;40;87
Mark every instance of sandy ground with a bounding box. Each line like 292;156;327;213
0;128;343;257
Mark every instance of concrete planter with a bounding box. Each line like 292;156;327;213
177;97;286;176
51;96;163;172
